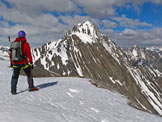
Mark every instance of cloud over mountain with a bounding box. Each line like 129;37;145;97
0;0;162;48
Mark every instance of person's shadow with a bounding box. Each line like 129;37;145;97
17;81;58;94
36;81;58;89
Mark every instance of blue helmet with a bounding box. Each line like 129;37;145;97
18;30;26;37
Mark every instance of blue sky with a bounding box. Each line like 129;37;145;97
0;0;162;48
117;2;162;27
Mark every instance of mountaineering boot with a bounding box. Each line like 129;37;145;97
11;89;17;95
28;87;39;92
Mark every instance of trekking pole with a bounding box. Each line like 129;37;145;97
8;36;11;43
8;36;12;68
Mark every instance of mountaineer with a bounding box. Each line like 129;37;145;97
9;30;38;95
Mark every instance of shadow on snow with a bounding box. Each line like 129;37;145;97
17;81;58;94
37;81;58;89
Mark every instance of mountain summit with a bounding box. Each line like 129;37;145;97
63;21;101;44
32;21;162;116
72;21;100;38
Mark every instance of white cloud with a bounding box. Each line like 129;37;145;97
59;15;98;28
1;0;162;21
102;29;114;35
121;29;138;36
6;0;77;16
147;0;162;4
74;0;162;17
101;20;117;28
107;28;162;48
0;0;162;48
0;0;78;23
0;13;69;46
0;2;33;23
113;15;152;28
74;0;119;17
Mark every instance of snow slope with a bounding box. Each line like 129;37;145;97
0;60;162;122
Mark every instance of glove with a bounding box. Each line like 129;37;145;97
29;63;33;69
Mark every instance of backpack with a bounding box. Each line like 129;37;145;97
10;41;24;62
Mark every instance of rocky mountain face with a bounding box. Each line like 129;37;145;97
31;21;162;116
126;45;162;74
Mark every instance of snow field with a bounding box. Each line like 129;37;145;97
0;60;162;122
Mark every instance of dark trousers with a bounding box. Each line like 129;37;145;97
11;65;34;92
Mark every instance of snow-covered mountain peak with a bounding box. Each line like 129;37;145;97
130;45;141;50
132;44;138;47
74;21;97;33
127;45;146;60
70;21;100;42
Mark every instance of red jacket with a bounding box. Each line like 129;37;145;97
10;37;33;65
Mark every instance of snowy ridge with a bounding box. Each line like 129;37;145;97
126;45;146;61
32;21;162;116
52;40;69;65
1;60;162;122
124;45;162;115
126;45;162;76
32;40;69;71
102;39;121;65
32;41;57;63
127;66;162;115
75;32;95;44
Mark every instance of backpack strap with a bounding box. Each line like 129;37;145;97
20;41;26;59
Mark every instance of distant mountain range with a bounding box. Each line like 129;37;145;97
1;21;162;116
126;45;162;74
0;46;9;61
